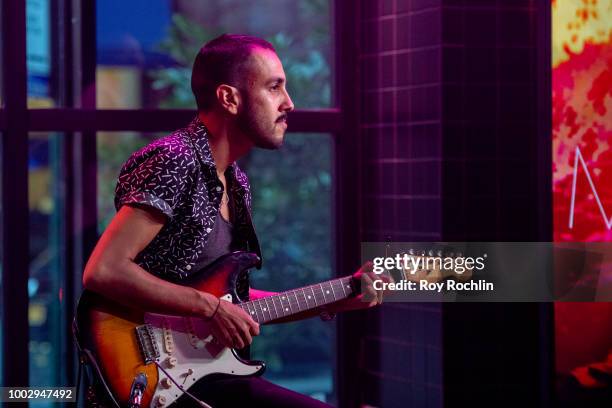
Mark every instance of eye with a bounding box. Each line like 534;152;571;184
270;84;280;91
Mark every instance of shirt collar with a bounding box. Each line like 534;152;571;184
185;115;217;170
185;115;242;189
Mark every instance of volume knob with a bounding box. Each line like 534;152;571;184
155;395;167;407
166;357;177;368
160;377;172;389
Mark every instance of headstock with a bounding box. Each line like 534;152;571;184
399;248;474;284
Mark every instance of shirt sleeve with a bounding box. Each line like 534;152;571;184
114;144;196;218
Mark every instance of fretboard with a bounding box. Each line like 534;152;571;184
238;276;355;324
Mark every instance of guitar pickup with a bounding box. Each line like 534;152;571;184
135;324;160;364
162;320;175;354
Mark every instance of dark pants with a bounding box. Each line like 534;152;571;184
171;377;333;408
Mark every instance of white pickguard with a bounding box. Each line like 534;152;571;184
143;294;263;407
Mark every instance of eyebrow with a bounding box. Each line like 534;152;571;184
267;77;285;86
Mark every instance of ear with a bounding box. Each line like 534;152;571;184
216;84;241;115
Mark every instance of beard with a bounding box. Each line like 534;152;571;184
236;95;285;150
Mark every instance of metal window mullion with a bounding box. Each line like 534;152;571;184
334;2;362;408
68;1;98;397
1;0;30;396
56;0;78;397
28;108;342;132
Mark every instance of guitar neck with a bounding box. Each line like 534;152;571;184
238;276;355;324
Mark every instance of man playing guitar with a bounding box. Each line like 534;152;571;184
81;34;385;408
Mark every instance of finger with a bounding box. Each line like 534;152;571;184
240;323;253;346
220;334;233;348
233;336;245;350
211;325;231;348
380;272;394;283
247;319;260;336
361;287;377;303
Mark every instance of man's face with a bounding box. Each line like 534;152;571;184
236;48;294;149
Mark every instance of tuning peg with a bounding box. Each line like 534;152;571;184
428;250;434;256
436;250;443;257
409;248;415;255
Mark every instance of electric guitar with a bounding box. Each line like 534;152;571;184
74;250;472;407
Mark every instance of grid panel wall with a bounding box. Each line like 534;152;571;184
358;1;443;407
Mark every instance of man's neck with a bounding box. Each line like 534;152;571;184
198;111;253;174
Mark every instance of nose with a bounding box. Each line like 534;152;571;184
281;88;294;112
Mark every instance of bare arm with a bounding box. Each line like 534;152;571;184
83;205;217;316
83;205;259;349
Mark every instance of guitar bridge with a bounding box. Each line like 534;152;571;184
135;324;160;364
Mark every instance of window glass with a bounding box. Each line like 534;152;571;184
28;132;65;399
97;132;157;229
97;131;334;402
26;0;56;108
96;0;331;109
245;133;333;402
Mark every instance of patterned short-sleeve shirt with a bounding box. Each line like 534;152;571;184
114;116;261;282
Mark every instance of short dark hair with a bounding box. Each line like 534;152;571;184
191;34;276;111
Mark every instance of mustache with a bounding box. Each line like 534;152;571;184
276;114;288;123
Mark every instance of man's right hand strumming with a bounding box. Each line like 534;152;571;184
207;298;260;349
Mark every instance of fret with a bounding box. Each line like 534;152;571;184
250;302;259;320
254;299;264;323
264;297;274;320
240;302;255;320
270;295;281;319
267;296;279;320
272;295;285;317
329;281;337;301
291;291;301;312
240;303;250;318
299;287;311;309
332;280;344;299
339;279;347;297
259;298;272;322
280;293;291;316
344;278;353;295
333;279;348;300
248;300;257;323
317;284;326;305
257;298;272;322
310;286;318;306
321;282;334;303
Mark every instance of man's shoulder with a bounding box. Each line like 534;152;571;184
141;130;197;160
123;130;198;172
